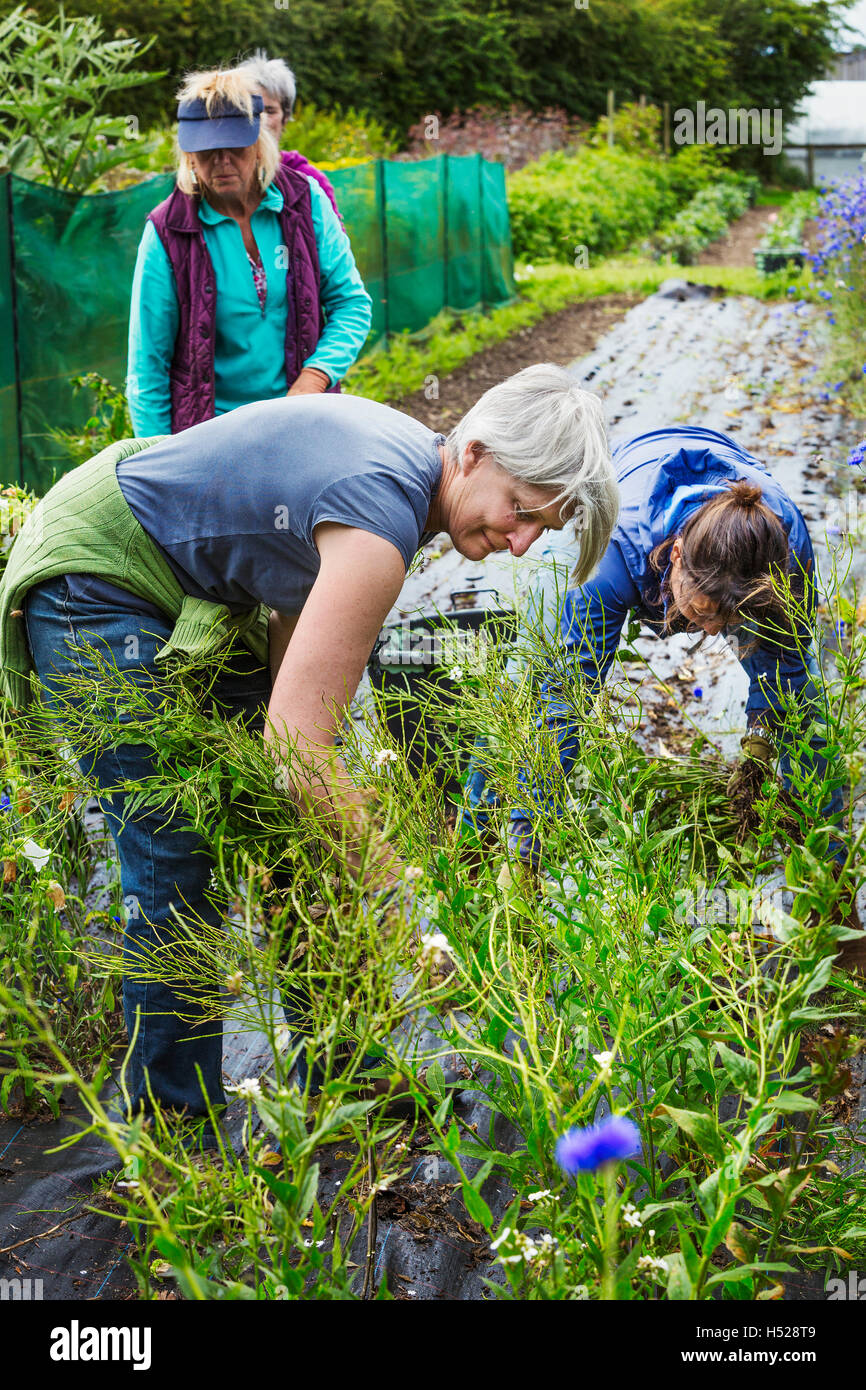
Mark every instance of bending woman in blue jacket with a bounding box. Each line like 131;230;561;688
463;426;852;918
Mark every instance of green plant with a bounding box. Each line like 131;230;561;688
588;100;663;156
507;146;745;265
758;191;818;252
285;101;398;168
50;373;134;466
0;4;162;193
653;175;758;264
0;715;125;1116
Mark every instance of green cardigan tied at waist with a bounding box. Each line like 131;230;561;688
0;436;270;710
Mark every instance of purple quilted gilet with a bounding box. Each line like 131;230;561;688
147;164;324;433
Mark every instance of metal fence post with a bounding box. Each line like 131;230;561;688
375;158;389;345
1;173;24;487
477;152;485;307
442;152;449;316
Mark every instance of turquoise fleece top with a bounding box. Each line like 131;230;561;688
127;177;372;436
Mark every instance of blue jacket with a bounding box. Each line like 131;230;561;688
510;426;817;822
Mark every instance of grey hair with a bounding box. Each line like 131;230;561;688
236;50;297;120
445;363;619;585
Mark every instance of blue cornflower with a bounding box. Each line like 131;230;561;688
848;442;866;468
693;686;703;699
0;791;10;812
555;1116;641;1174
837;621;846;638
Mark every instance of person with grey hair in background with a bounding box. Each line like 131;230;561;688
235;50;345;228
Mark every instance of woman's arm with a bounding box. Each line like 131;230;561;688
268;610;300;685
299;179;372;386
265;523;406;892
127;221;180;436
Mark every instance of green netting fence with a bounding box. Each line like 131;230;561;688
0;153;515;494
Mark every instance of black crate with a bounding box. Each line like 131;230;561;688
366;586;518;805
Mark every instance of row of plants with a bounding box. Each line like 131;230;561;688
760;191;819;253
1;513;865;1296
507;138;755;265
805;168;866;419
651;177;759;265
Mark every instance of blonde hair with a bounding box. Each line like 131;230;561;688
174;68;280;196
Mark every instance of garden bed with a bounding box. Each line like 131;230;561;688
3;280;864;1303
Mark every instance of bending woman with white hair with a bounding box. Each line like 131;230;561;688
1;366;618;1128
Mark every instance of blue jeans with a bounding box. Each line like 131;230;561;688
24;575;291;1116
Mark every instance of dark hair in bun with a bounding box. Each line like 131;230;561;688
650;479;803;640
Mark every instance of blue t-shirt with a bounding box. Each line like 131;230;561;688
108;394;443;616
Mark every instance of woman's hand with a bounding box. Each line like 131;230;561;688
287;367;331;396
265;523;407;893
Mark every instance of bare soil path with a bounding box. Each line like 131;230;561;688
696;204;780;268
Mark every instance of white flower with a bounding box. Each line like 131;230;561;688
622;1202;643;1229
403;866;423;882
303;1239;326;1248
419;931;451;959
373;748;399;771
447;665;464;681
593;1050;615;1080
229;1077;262;1100
527;1189;552;1202
573;1284;589;1299
536;1232;559;1252
21;838;50;871
637;1254;668;1279
491;1228;543;1264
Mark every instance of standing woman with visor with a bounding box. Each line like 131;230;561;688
127;69;371;437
